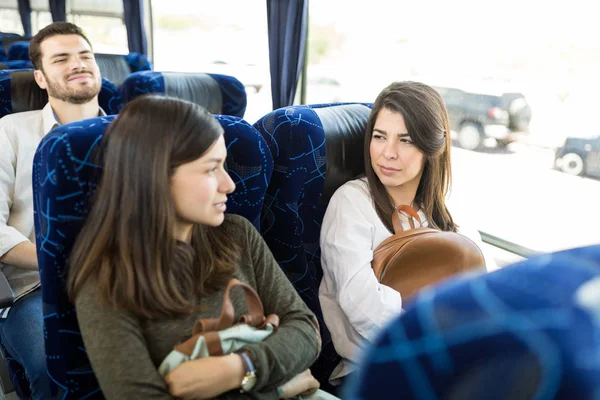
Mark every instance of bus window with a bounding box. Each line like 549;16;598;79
308;0;598;258
71;14;128;54
151;0;271;123
0;8;24;35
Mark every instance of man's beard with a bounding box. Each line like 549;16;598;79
43;71;100;104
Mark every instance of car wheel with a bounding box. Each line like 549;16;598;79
558;152;586;176
496;139;511;148
458;122;483;151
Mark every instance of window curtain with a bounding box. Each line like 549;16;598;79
17;0;32;36
122;0;147;54
266;0;308;109
49;0;66;22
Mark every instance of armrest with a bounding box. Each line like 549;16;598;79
0;271;14;309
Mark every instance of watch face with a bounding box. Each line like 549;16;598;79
241;372;257;392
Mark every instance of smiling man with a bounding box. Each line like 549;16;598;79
0;22;104;398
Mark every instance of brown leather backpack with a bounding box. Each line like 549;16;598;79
371;205;486;301
174;279;280;357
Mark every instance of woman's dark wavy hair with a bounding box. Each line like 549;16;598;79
67;95;239;318
364;81;457;233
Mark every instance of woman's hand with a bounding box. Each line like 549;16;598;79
278;369;320;399
165;354;245;399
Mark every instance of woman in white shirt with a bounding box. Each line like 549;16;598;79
319;81;493;383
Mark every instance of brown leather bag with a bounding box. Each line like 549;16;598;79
164;279;325;399
174;279;280;358
372;205;486;301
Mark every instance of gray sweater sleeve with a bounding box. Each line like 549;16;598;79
75;282;174;399
237;218;321;395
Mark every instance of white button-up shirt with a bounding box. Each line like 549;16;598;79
0;103;104;305
319;177;493;381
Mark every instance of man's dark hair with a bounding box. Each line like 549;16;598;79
29;22;93;70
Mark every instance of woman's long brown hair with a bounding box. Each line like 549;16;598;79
67;95;239;319
364;81;457;233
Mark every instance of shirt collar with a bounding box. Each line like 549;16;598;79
42;102;107;135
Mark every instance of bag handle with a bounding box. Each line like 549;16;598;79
193;279;274;334
174;279;279;357
391;205;422;234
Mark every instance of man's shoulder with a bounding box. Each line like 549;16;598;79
0;110;44;131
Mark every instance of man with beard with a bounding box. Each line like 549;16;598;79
0;22;104;398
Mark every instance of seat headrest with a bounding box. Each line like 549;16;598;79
205;73;246;118
95;53;131;86
1;70;47;116
0;70;122;118
120;71;247;118
2;34;29;51
214;114;273;229
347;244;600;399
124;52;152;72
255;102;371;204
7;41;30;61
162;72;223;114
312;103;372;202
35;116;117;216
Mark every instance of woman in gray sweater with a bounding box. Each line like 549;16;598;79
67;95;321;399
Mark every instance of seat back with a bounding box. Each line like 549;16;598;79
33;113;272;398
120;71;247;118
253;102;372;385
0;69;122;118
347;245;600;400
33;116;115;399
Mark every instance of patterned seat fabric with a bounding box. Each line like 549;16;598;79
346;245;600;400
120;71;247;118
0;69;122;118
214;114;273;229
253;103;372;387
33;116;115;399
123;52;152;72
32;112;272;398
6;41;29;61
96;77;123;115
0;60;32;70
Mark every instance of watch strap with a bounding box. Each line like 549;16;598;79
239;351;255;373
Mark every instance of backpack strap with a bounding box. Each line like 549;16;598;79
193;279;267;334
392;205;422;234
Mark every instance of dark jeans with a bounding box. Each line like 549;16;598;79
0;289;51;399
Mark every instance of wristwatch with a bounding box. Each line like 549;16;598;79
239;351;257;393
